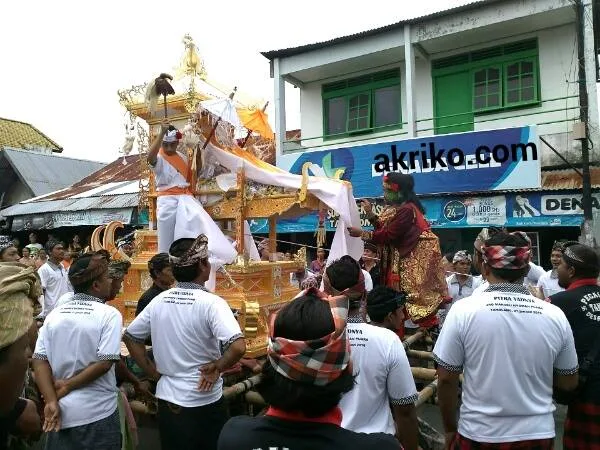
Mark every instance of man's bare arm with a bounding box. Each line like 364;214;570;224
148;120;170;166
124;335;160;382
392;404;418;450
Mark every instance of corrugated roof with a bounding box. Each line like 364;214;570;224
1;154;143;218
1;148;105;197
0;117;63;152
38;154;142;201
261;0;503;59
541;167;600;190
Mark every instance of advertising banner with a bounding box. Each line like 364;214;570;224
11;208;134;231
277;126;541;197
248;192;588;233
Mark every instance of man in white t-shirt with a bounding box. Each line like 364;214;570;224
433;231;579;449
32;252;122;450
37;241;72;318
124;234;246;450
536;241;566;299
326;257;418;450
438;251;480;326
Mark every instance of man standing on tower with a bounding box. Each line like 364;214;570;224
147;121;236;265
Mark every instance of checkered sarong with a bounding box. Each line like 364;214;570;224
453;434;553;449
267;288;350;386
564;401;600;450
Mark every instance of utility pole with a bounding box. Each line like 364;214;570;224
575;0;595;246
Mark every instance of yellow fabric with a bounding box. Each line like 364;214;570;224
0;263;40;349
236;108;274;139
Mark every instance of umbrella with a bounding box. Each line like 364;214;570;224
237;102;273;147
199;89;243;130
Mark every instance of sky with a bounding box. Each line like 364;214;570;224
0;0;479;163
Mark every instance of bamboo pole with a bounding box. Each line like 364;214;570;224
245;391;267;406
407;350;434;361
411;367;437;381
415;379;438;408
223;374;262;400
402;331;426;349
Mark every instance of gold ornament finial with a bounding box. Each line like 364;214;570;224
175;34;207;80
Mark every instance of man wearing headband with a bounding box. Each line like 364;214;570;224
550;243;600;449
433;231;579;450
438;251;479;327
32;253;122;450
332;258;417;448
124;234;245;450
535;240;566;299
0;263;42;448
0;236;20;262
37;241;72;319
147;120;236;271
218;288;399;450
472;227;546;297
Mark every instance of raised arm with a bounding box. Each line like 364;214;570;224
148;120;170;166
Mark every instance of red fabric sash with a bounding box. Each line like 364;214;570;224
266;406;342;426
567;278;599;291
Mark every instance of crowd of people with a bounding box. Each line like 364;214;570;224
0;173;599;450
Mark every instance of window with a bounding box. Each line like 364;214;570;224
433;39;540;117
473;67;502;111
505;59;537;106
323;69;401;138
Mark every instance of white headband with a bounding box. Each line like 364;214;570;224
163;129;180;143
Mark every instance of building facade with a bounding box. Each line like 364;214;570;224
261;0;600;267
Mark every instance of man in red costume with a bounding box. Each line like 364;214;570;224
348;173;447;333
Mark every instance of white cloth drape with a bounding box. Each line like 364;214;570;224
205;143;363;264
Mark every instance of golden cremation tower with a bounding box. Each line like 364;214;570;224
115;35;315;358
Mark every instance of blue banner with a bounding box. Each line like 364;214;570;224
277;126;541;197
248;191;592;234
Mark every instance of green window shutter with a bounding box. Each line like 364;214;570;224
504;58;539;107
472;66;502;112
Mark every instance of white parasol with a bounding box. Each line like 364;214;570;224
200;94;243;130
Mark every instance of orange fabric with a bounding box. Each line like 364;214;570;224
157;186;192;197
159;148;190;181
236;108;274;139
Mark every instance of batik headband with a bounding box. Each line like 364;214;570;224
322;268;366;306
108;260;131;279
366;291;407;319
474;227;505;252
481;231;531;269
163;129;182;143
169;234;209;267
561;243;600;270
267;287;351;386
68;254;109;288
0;236;12;253
453;250;472;263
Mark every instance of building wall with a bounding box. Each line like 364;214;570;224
293;23;580;167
